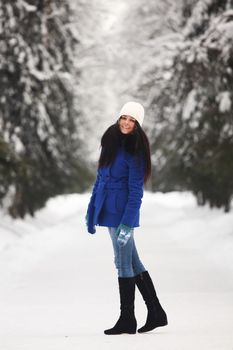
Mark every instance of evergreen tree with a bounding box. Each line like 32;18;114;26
0;0;91;217
149;0;233;211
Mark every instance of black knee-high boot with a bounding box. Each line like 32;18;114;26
135;271;168;333
104;277;137;335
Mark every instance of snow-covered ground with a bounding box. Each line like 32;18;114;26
0;191;233;350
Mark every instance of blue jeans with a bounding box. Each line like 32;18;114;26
108;227;146;278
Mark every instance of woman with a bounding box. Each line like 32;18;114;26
86;101;168;335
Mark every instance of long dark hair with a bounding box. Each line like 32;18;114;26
98;121;151;183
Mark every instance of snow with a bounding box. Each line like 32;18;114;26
0;191;233;349
182;89;197;120
183;0;212;38
217;91;232;113
19;0;37;13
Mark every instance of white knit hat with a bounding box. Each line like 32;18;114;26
119;101;144;126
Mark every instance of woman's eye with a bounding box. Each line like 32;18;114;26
120;116;135;123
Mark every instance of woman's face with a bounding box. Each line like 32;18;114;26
118;115;136;134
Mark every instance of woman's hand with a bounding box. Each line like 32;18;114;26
116;224;133;247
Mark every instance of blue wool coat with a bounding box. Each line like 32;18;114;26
86;147;145;233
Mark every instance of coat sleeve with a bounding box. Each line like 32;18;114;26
86;171;100;233
120;154;144;227
87;171;100;210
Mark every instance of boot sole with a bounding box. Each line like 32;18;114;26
138;320;168;333
104;330;136;335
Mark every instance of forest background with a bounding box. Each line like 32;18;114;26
1;0;233;218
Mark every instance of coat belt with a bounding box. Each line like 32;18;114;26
99;181;128;190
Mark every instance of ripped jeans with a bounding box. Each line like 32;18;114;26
108;227;146;278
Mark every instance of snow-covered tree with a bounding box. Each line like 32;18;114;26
0;0;91;217
146;0;233;211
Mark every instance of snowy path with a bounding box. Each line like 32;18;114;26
0;192;233;350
